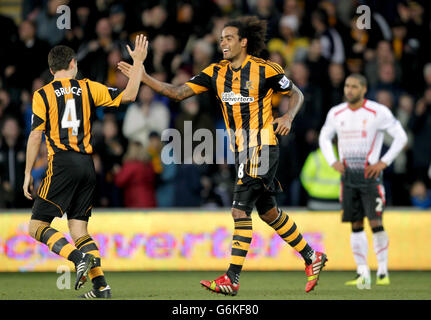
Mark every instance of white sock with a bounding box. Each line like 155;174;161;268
351;231;369;277
373;230;389;276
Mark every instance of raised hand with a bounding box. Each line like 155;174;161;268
126;34;148;63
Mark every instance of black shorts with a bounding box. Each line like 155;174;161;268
341;181;386;222
232;145;282;215
31;151;96;223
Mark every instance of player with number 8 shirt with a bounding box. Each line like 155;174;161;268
117;16;328;295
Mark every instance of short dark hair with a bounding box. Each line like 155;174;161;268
347;73;367;88
48;45;76;73
224;16;267;57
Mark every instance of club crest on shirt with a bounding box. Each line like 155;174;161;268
245;80;253;90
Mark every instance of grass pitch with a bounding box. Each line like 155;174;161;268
0;271;430;300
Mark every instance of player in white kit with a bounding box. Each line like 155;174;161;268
319;74;408;288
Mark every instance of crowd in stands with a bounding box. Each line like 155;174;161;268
0;0;430;209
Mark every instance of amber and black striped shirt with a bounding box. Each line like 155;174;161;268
186;55;293;152
31;78;124;157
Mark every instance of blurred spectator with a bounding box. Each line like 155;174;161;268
322;63;345;117
191;39;215;76
174;96;215;163
114;141;156;208
390;93;414;205
93;115;125;207
422;62;431;94
311;8;345;64
304;37;329;87
4;20;50;91
250;0;282;40
0;89;21;125
123;85;170;149
368;62;403;105
0;116;31;208
300;144;341;211
77;17;116;83
173;163;203;207
109;4;128;41
364;41;402;89
410;180;431;209
267;15;309;67
408;92;431;184
35;0;68;46
288;62;323;163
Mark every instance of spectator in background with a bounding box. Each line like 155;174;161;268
109;4;128;41
191;39;215;78
35;0;68;46
364;41;402;89
77;17;116;83
93;115;124;207
300;144;341;211
410;180;431;209
123;85;170;150
422;62;431;94
267;15;309;67
322;63;345;118
0;89;21;128
408;89;431;185
276;96;304;206
174;96;215;164
288;62;323;164
114;141;156;208
0;116;31;208
304;37;329;87
250;0;282;40
368;62;403;105
4;20;50;92
311;8;345;64
391;93;414;205
155;134;177;207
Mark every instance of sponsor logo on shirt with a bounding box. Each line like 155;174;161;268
221;91;255;105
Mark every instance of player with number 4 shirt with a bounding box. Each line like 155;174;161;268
23;35;147;298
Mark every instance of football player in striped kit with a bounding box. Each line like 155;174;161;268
319;74;408;288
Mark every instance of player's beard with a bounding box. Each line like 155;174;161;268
345;94;362;104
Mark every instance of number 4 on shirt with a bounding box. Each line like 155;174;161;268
61;98;81;136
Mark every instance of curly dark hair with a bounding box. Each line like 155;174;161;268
224;16;267;57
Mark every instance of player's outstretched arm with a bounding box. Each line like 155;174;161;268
117;62;195;102
120;34;147;103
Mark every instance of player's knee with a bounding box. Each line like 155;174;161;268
68;219;89;242
28;219;50;239
231;208;249;219
351;220;364;231
369;219;384;232
258;207;279;224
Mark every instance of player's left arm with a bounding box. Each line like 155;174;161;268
23;130;43;200
23;91;46;200
365;108;408;179
267;67;304;135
